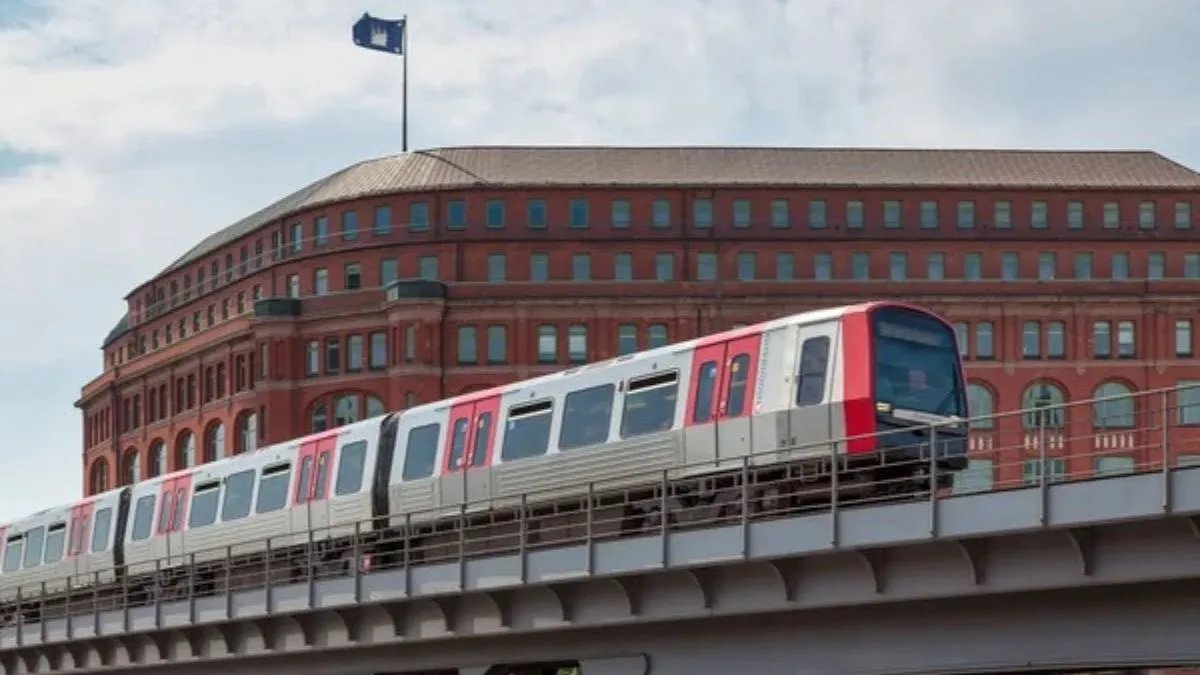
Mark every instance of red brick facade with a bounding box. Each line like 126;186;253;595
77;147;1200;497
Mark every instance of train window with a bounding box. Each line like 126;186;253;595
692;361;718;423
158;491;174;533
335;441;368;495
23;526;44;569
447;417;469;469
188;481;222;529
559;384;614;450
314;452;331;499
222;469;256;521
256;464;292;513
91;508;112;553
501;400;553;461
471;412;493;466
620;371;679;439
43;524;66;564
173;488;187;531
296;456;314;503
796;336;830;406
131;495;155;541
725;353;751;417
2;536;21;572
402;423;440;480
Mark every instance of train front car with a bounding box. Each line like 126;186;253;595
853;303;970;489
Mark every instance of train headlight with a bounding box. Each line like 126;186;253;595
876;401;893;413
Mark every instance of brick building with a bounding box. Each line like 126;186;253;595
77;145;1200;497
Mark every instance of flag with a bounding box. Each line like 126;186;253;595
352;13;405;55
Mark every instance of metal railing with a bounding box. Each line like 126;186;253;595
5;382;1200;641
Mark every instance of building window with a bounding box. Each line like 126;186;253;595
1112;253;1129;280
325;337;340;373
617;324;638;355
344;263;361;290
1093;382;1134;430
409;202;429;231
342;210;358;241
306;340;319;376
776;252;794;280
487;253;507;282
1176;202;1192;229
808;200;826;229
919;201;937;229
652;199;670;228
1093;321;1111;358
1001;252;1019;281
737;252;756;281
446;200;466;229
485;199;505;228
851;253;869;280
1038;252;1055;280
1148;252;1165;279
1067;201;1084;229
1117;320;1136;357
963;253;981;280
697;253;717;281
771;199;789;228
966;383;994;429
291;222;303;251
315;216;329;246
537;325;557;363
287;274;300;298
1186;253;1200;279
1178;381;1200;426
569;199;589;228
994;200;1011;229
457;326;477;364
1139;201;1156;229
1177;320;1193;357
487;325;507;364
530;253;549;282
373;205;391;235
418;256;438;280
655;253;674;281
1022;321;1040;359
927;253;944;280
953;323;967;357
527;199;546;228
733;199;751;228
974;322;994;359
889;252;907;281
957;201;974;229
568;325;588;363
694;198;713;228
314;268;329;295
614;252;633;281
380;258;398;286
347;335;364;372
1031;201;1047;229
883;200;900;229
1022;382;1066;429
813;253;832;280
611;199;631;228
846;200;863;229
1047;321;1065;358
572;253;591;281
369;331;387;370
1103;202;1119;229
1074;253;1092;280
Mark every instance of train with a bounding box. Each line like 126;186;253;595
0;301;968;621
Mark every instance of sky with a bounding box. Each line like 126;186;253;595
0;0;1199;522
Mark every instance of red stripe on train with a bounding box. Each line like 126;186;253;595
841;309;876;454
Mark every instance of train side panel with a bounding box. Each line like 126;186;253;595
387;406;447;524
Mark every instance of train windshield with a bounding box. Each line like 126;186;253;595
871;307;965;420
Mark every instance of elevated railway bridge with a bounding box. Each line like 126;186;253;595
4;384;1200;674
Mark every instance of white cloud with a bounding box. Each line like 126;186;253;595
0;0;1199;520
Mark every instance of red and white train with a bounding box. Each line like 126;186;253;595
0;301;968;615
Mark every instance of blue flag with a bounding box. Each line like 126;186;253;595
352;13;405;55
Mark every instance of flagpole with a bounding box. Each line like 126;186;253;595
402;13;408;153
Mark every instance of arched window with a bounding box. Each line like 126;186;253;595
1022;382;1067;429
236;411;258;454
122;448;140;485
966;383;995;429
334;395;359;426
311;401;328;433
1093;381;1135;429
204;422;225;463
176;430;196;470
89;458;110;495
148;440;166;478
365;395;385;418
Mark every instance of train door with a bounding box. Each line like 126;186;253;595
788;321;839;461
684;334;761;465
439;395;500;511
294;436;338;541
157;474;192;565
66;501;95;583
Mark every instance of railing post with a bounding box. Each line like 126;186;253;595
15;585;21;647
929;423;939;537
121;567;129;633
403;511;412;598
92;571;100;636
458;502;467;592
224;544;233;620
187;552;196;625
830;439;840;548
660;468;669;568
518;493;527;584
39;581;47;642
264;536;273;615
740;455;750;559
306;528;315;609
352;520;362;604
1162;388;1172;512
585;482;595;575
65;575;73;640
1038;411;1048;526
154;558;162;628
